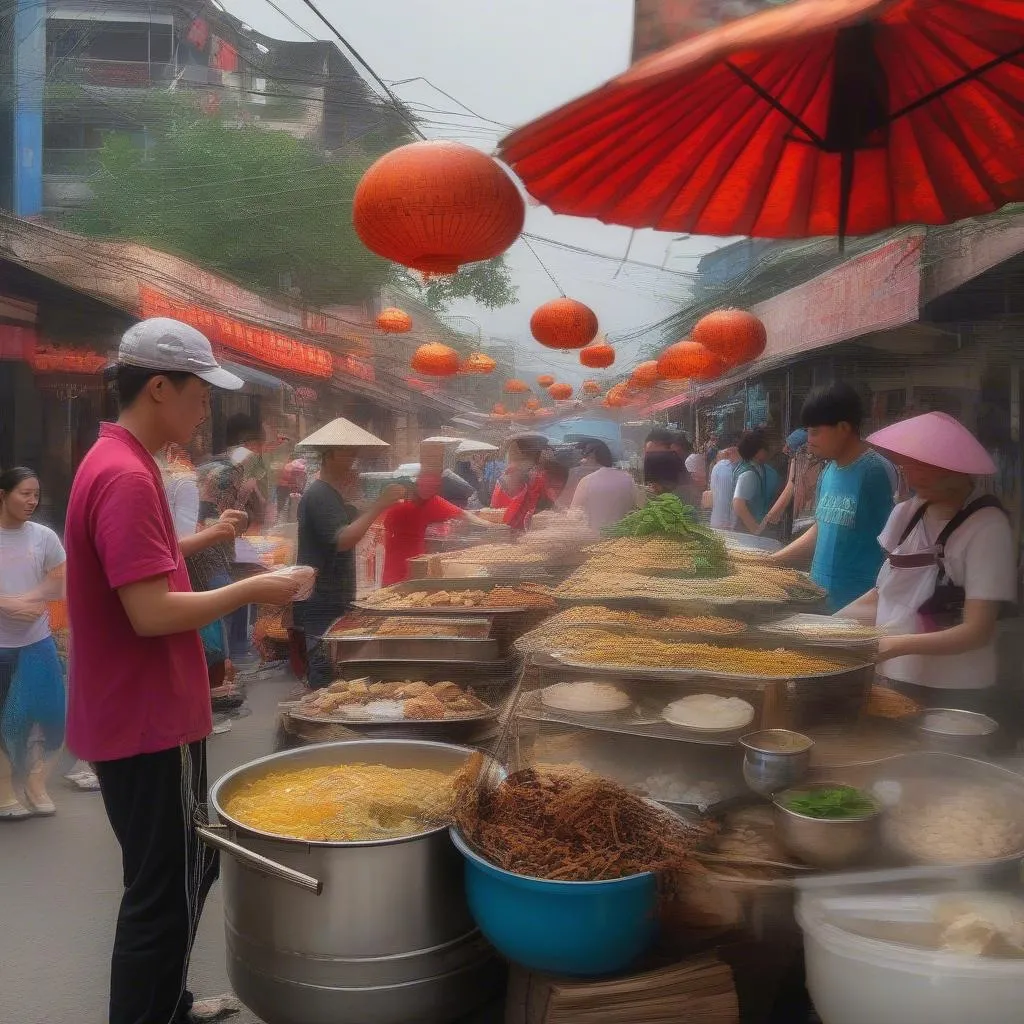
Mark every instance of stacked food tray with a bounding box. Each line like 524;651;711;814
324;615;503;664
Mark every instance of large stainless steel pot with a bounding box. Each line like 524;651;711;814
201;739;500;1024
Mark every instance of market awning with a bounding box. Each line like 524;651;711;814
221;360;289;391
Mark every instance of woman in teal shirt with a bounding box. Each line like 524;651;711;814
774;384;896;611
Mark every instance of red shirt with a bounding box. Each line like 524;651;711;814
380;496;463;587
65;423;210;762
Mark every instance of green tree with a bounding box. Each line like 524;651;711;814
412;256;518;311
67;111;518;311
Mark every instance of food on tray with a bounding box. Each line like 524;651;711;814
555;605;746;634
920;709;997;736
761;614;881;641
865;686;922;721
541;681;632;714
935;896;1024;956
223;762;461;841
328;617;487;639
296;678;491;721
780;785;879;820
883;784;1024;864
705;805;790;862
638;773;728;810
444;543;548;566
661;694;755;732
585;535;727;577
367;583;555;611
453;757;713;881
548;627;847;677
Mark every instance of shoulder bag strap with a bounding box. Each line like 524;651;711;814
935;495;1005;553
897;502;929;547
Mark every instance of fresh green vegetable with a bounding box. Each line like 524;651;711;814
782;786;879;820
605;494;729;575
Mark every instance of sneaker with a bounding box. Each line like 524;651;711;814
0;800;32;820
212;718;233;735
66;771;100;791
188;993;241;1021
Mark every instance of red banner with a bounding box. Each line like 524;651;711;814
29;344;107;375
139;286;334;379
336;353;375;383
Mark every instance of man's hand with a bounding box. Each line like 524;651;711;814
375;483;407;510
763;507;781;526
219;509;249;536
242;572;305;607
206;521;238;546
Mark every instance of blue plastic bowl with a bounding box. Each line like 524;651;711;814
449;828;659;976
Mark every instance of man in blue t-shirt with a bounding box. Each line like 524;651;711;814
773;382;896;611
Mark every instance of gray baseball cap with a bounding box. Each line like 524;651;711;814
119;317;243;390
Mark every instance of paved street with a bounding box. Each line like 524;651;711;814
0;671;291;1024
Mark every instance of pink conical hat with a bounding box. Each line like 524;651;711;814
867;412;996;476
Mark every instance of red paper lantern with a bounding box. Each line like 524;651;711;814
353;141;525;276
581;379;601;396
375;307;412;333
605;382;631;408
460;352;496;374
536;374;555;387
579;340;615;369
691;308;767;367
530;298;599;350
630;360;661;388
548;382;573;401
657;340;726;382
504;378;530;394
525;397;541;410
411;342;460;377
492;402;507;415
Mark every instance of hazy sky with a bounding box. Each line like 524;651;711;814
225;0;723;376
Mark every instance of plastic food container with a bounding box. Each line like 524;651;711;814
797;892;1024;1024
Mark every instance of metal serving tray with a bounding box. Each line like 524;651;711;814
324;616;492;641
328;634;502;664
355;578;538;616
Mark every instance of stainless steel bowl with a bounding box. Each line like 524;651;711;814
916;708;999;758
772;783;883;870
740;729;814;797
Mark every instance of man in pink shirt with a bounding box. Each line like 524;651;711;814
65;318;301;1024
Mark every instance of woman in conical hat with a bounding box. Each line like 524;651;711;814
293;419;405;690
840;412;1014;711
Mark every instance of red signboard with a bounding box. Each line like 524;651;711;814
336;353;375;383
752;234;923;362
140;286;334;379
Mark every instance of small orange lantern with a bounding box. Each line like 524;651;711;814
629;360;661;388
579;340;615;369
525;397;541;410
536;374;555;387
581;380;601;396
411;342;460;377
548;382;573;401
492;402;507;415
657;340;726;382
375;307;412;333
504;378;530;394
691;308;767;367
460;352;496;374
605;382;632;408
353;141;525;275
530;298;599;350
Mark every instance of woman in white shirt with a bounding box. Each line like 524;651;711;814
840;412;1016;711
571;441;640;532
0;467;67;818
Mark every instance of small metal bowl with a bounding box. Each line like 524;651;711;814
772;783;883;870
740;729;814;797
916;708;999;757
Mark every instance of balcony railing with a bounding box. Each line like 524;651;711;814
48;57;177;88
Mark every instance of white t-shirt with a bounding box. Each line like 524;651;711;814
165;474;200;541
709;459;737;530
570;467;639;533
0;521;66;648
876;497;1017;689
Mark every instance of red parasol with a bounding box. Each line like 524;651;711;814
499;0;1024;242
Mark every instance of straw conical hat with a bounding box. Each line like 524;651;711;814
297;418;389;449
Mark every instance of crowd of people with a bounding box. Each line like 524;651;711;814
0;315;1017;1024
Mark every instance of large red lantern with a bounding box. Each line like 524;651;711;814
630;360;660;388
579;340;615;369
605;382;631;408
375;307;412;333
353;141;525;276
530;298;599;350
504;378;530;394
536;374;555;387
411;342;460;377
692;308;767;367
657;340;726;382
548;381;573;401
581;379;601;396
460;352;496;374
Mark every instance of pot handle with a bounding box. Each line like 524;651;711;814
196;826;323;895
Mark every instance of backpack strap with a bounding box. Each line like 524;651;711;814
935;495;1005;552
897;502;929;547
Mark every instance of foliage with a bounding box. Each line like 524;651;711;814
64;99;519;311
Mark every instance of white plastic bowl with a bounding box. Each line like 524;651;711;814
797;892;1024;1024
